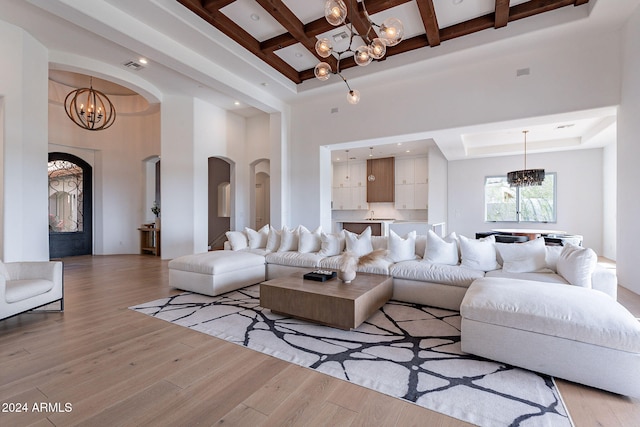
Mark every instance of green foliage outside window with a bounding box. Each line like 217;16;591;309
485;173;556;222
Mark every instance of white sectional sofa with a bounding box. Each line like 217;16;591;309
200;225;617;310
168;225;640;397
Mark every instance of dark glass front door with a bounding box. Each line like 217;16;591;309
48;152;93;258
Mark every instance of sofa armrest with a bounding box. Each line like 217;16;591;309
5;261;63;285
591;266;617;300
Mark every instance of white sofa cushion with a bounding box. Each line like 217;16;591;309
265;226;282;252
298;226;322;253
484;269;568;284
278;226;299;252
557;243;597;288
245;225;269;249
424;230;459;265
388;230;417;262
225;231;248;251
390;260;485;288
459;235;499;271
496;237;547;273
344;227;373;257
265;251;324;268
0;261;10;280
544;245;563;272
318;231;345;256
462;278;640;353
5;279;55;303
168;251;265;275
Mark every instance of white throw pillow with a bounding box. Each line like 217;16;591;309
344;227;374;257
496;237;547;273
278;226;299;252
265;226;282;252
318;231;345;256
556;243;597;288
388;230;417;262
225;231;248;251
0;260;10;280
459;234;500;271
545;245;563;272
424;230;459;265
298;226;322;253
245;224;269;249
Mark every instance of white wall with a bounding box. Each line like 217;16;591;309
602;141;617;260
617;6;640;293
428;146;448;226
448;149;604;251
0;21;49;262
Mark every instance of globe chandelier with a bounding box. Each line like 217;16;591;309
507;131;545;187
64;77;116;131
314;0;404;105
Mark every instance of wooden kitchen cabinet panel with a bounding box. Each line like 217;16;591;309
367;157;395;203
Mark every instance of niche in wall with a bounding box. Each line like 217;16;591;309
208;157;231;250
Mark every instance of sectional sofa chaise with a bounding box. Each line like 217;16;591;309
168;225;640;398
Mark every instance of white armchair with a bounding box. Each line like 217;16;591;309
0;261;63;320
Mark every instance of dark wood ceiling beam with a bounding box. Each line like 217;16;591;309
200;0;235;11
177;0;302;83
415;0;440;46
494;0;510;28
346;0;376;42
574;0;589;5
255;0;337;69
261;33;297;53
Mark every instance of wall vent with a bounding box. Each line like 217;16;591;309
123;60;145;71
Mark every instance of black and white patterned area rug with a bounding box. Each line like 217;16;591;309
130;285;572;427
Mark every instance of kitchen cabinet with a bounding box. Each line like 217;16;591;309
367;157;394;203
414;156;428;184
395;158;415;184
395;156;428;210
332;160;366;210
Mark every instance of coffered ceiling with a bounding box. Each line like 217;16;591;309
177;0;590;85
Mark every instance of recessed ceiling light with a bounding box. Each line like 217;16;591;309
139;57;148;64
250;13;260;21
406;150;411;153
234;101;240;106
397;143;402;146
452;0;464;4
261;82;269;87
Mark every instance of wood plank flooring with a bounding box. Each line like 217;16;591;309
0;255;638;426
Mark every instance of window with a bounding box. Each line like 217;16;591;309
485;173;556;222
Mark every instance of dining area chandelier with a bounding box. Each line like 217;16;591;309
314;0;404;105
507;131;545;187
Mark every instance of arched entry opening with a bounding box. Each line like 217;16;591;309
208;157;232;250
252;159;270;230
48;152;92;258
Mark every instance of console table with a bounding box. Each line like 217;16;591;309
138;226;160;256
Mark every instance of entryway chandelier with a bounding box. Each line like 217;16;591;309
314;0;404;105
64;77;116;131
507;130;545;187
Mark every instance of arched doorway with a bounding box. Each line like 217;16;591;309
48;152;93;257
208;157;231;250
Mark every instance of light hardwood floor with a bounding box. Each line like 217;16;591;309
0;255;638;426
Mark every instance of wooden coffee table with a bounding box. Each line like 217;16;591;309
260;272;393;330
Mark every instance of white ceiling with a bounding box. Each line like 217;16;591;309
2;0;637;158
